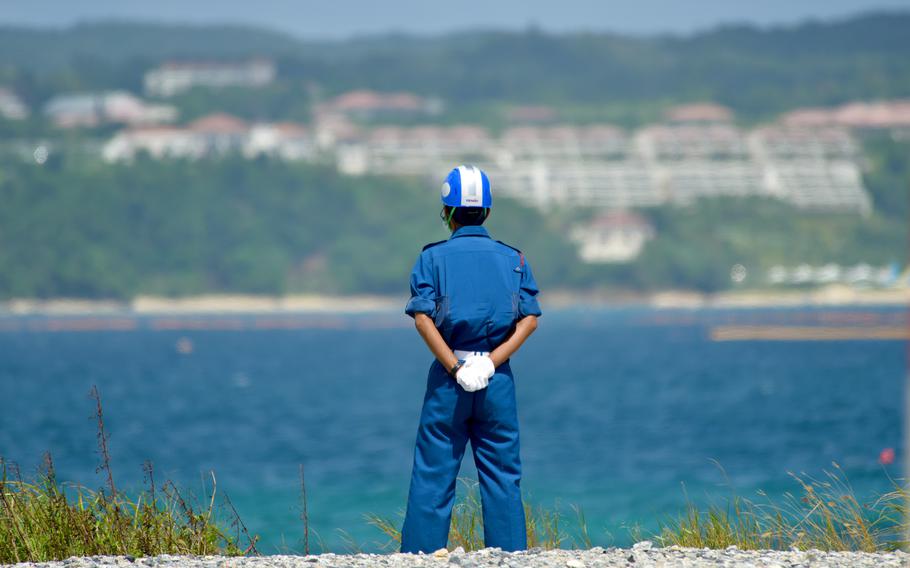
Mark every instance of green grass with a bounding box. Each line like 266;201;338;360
656;463;907;552
365;478;594;552
367;466;907;554
0;459;246;563
0;387;251;564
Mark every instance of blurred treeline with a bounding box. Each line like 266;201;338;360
0;13;908;298
0;135;905;299
1;12;909;123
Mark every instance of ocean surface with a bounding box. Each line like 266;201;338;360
0;307;905;553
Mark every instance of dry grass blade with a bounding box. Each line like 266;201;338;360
0;386;246;563
657;463;907;552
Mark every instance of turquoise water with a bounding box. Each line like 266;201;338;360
0;307;904;552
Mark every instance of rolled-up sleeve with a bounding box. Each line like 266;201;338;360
405;252;437;318
518;258;543;318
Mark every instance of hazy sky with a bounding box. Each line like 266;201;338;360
2;0;909;38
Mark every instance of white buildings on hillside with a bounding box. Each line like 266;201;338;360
0;88;28;120
337;124;492;176
188;113;249;155
329;114;871;214
44;91;176;128
102;112;314;162
98;100;878;216
766;263;904;287
102;126;205;161
144;59;276;97
244;122;314;160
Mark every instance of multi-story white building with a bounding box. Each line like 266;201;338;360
103;113;315;163
0;88;28;120
244;122;315;161
318;90;443;122
336;125;493;177
144;59;276;98
333;117;872;214
766;263;904;287
102;126;205;161
44;91;176;128
570;211;655;263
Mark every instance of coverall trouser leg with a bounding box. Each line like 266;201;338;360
400;361;526;553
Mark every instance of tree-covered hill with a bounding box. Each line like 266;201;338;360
2;12;909;119
0;136;905;299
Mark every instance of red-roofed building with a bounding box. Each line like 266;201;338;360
322;90;442;121
505;105;557;124
189;113;249;154
189;113;248;133
780;100;910;129
666;103;734;124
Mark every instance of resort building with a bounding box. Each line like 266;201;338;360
244;122;314;160
569;211;655;263
318;90;443;122
44;91;176;128
332;118;871;214
766;263;904;287
780;100;910;130
102;126;205;161
101;112;250;161
664;102;734;124
188;113;249;156
0;88;28;120
103;113;316;163
143;59;276;97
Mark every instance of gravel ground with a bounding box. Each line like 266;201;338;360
4;543;908;568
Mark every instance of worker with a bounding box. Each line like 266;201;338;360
400;164;542;553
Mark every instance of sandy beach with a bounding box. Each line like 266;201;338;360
1;286;907;317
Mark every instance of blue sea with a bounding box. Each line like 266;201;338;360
0;307;905;553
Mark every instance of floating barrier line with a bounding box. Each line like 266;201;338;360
711;325;909;341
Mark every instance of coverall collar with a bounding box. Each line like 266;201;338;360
449;225;491;240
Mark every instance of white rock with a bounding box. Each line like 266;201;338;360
432;549;448;558
565;560;585;568
632;540;653;551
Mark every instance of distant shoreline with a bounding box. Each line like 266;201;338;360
1;286;906;317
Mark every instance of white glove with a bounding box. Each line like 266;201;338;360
455;355;495;392
455;363;484;392
465;355;495;382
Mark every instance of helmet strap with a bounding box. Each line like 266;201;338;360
446;206;456;229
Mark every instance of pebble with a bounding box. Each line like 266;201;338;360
2;548;908;568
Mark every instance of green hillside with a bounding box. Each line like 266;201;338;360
2;13;909;120
0;136;905;299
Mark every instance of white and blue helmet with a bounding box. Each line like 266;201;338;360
441;165;492;208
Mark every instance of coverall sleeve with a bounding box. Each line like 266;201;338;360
405;251;437;318
517;258;543;318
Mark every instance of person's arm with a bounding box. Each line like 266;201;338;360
489;315;538;368
414;312;460;373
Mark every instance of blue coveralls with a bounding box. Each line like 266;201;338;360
401;224;542;553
